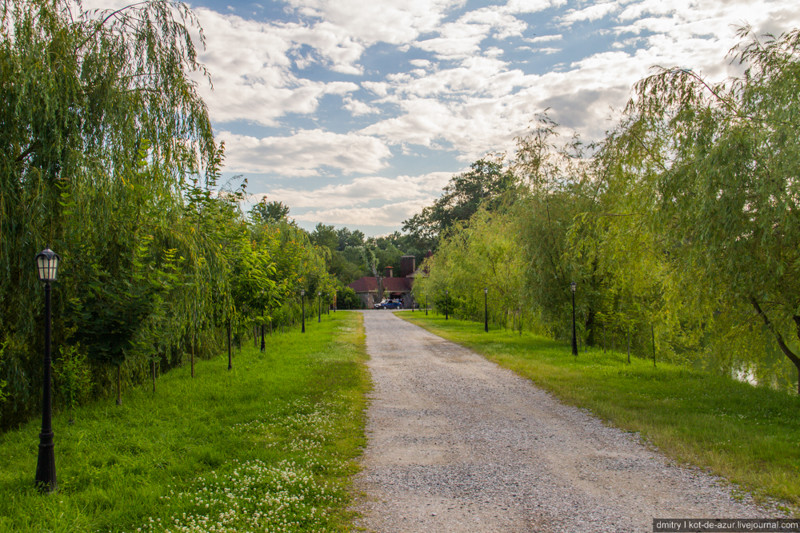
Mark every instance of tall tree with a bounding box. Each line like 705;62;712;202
0;0;217;420
402;156;518;245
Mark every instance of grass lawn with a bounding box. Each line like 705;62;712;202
398;310;800;513
0;311;369;532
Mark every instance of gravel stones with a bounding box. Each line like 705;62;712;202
351;312;783;532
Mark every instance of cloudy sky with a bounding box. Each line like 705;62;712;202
125;1;800;235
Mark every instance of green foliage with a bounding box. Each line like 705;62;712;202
336;227;365;250
414;208;526;328
250;198;290;224
52;344;91;416
336;286;361;310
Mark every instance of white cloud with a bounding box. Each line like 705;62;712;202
561;2;620;25
219;130;392;176
283;0;464;46
343;97;380;116
504;0;568;14
413;5;529;59
253;171;454;227
528;34;563;43
78;0;800;233
263;172;451;208
293;200;428;227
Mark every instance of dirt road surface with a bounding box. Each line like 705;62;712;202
352;311;782;532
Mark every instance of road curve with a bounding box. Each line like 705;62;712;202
351;311;780;533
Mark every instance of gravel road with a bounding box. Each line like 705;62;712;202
351;311;784;532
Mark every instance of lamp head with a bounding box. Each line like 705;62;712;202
570;281;577;293
35;248;60;282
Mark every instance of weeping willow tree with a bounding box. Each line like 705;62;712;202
0;0;219;423
604;28;800;392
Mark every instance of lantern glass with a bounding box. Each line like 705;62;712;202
301;289;305;296
484;287;488;294
570;281;577;293
35;249;60;282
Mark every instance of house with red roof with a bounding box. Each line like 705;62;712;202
348;255;417;309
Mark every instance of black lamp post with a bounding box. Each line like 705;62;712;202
484;287;489;333
300;290;306;333
318;292;322;323
35;248;59;492
445;290;449;320
570;282;578;357
425;295;428;315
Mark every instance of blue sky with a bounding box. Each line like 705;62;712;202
96;0;800;235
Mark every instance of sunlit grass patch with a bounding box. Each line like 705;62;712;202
0;312;369;532
144;458;342;532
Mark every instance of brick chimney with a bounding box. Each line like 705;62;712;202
400;255;416;277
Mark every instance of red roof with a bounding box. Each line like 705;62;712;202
349;277;378;293
383;277;412;292
348;276;412;293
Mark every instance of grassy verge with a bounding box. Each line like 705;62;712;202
0;311;369;532
397;310;800;512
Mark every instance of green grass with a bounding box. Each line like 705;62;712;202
397;310;800;512
0;311;370;532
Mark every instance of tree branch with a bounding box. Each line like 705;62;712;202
750;296;800;367
15;141;39;163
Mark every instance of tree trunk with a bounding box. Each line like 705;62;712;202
191;335;195;378
152;358;156;393
652;325;656;367
586;308;596;346
627;331;631;364
116;365;122;405
751;297;800;394
227;319;232;371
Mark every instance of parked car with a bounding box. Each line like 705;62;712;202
374;299;402;309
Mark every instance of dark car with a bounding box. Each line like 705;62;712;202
374;299;402;309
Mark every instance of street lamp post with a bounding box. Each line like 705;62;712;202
570;282;578;357
425;295;428;315
301;290;306;333
484;287;489;332
445;290;449;320
318;292;322;323
35;248;59;492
